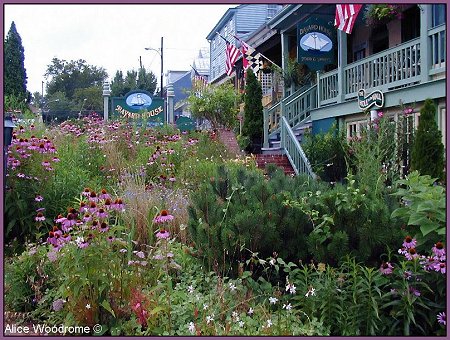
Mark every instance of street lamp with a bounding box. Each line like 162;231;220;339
79;98;87;119
41;99;60;123
145;36;164;98
4;113;15;187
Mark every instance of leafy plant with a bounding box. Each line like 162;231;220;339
391;171;446;247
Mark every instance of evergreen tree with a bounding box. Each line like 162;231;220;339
242;69;263;149
411;98;444;181
4;21;28;102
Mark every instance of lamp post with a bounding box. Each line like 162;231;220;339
4;114;15;188
145;36;164;98
41;99;60;123
78;98;87;119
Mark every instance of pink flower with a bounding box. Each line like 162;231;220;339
379;262;394;275
156;229;170;239
432;242;445;257
437;312;446;325
402;236;417;249
35;212;45;222
34;195;44;202
153;210;174;224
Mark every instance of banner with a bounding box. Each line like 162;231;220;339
111;90;164;126
297;16;337;71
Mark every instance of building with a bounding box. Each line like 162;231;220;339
206;4;283;84
260;4;446;176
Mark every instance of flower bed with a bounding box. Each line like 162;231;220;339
4;114;446;336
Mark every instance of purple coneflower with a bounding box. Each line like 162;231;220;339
437;312;446;325
156;229;170;239
35;212;45;222
432;242;446;257
35;194;44;202
379;262;394;275
96;208;108;219
402;236;417;249
107;235;115;243
405;247;419;261
99;188;110;200
41;160;51;167
434;262;446;274
153;210;174;224
99;222;109;233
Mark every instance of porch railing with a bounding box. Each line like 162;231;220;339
280;116;316;179
266;85;317;139
429;23;446;75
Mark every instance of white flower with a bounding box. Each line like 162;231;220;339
286;283;296;294
266;319;273;328
248;307;254;315
229;282;237;292
206;315;214;324
232;311;239;321
188;322;195;334
269;297;278;304
283;303;292;311
86;304;91;309
203;303;209;310
269;258;276;265
305;286;316;298
187;285;194;294
238;320;245;328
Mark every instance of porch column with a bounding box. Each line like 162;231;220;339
166;83;174;124
337;29;347;103
263;108;269;148
420;5;431;83
281;31;291;97
102;81;111;121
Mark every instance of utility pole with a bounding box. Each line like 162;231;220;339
160;36;164;98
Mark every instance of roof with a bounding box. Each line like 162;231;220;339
206;5;240;40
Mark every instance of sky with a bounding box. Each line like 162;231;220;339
4;4;233;95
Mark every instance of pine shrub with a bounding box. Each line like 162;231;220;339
411;99;445;181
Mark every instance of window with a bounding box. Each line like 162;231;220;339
371;24;389;54
346;119;369;139
401;5;420;42
353;48;366;61
432;4;446;27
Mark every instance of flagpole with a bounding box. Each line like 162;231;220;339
233;34;282;71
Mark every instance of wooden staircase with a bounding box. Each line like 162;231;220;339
255;154;295;176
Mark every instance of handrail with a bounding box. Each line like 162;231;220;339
280;116;316;179
266;85;317;139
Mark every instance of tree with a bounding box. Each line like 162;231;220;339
110;68;157;97
45;58;107;100
187;82;238;128
410;98;445;181
242;69;263;148
74;87;103;112
4;21;28;103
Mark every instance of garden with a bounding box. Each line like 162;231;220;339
3;98;446;336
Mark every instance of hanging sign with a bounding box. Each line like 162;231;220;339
111;90;165;126
297;16;336;71
358;89;384;110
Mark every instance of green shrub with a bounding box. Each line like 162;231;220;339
411;99;445;181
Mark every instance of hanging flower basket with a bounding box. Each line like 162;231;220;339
364;4;404;26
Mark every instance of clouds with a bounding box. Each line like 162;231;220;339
4;4;231;94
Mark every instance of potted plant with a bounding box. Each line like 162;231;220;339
364;4;404;26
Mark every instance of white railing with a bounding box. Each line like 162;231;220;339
344;39;421;98
280;116;316;179
266;85;316;138
429;24;446;75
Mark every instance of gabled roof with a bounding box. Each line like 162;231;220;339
206;5;240;40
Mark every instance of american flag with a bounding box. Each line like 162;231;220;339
225;41;241;76
192;66;208;86
334;4;362;34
